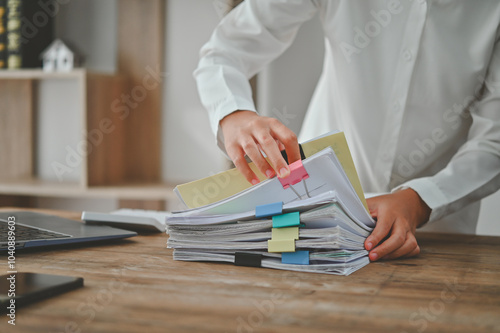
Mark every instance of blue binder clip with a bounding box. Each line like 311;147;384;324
282;251;309;265
255;202;283;218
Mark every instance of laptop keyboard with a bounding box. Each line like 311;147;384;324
0;220;72;242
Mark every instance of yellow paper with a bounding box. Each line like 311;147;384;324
267;239;295;253
175;131;368;212
301;132;369;212
271;227;299;241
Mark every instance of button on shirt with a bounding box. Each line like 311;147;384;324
194;0;500;234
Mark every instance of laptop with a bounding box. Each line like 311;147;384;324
0;211;137;251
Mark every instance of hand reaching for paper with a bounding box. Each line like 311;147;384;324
364;188;431;261
220;110;302;184
221;111;430;262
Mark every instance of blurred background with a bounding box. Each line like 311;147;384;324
0;0;498;235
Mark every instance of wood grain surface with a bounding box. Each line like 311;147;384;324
0;80;33;181
117;0;164;184
0;208;499;333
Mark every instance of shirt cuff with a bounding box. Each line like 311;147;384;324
392;177;449;223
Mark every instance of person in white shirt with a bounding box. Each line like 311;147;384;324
194;0;500;261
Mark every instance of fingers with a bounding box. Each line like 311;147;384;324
220;111;301;185
403;245;421;258
227;146;260;185
381;232;419;260
227;131;285;184
277;140;285;151
368;222;420;261
222;111;300;183
364;192;423;261
368;222;406;261
365;199;418;261
241;137;276;179
253;118;301;178
253;124;290;178
270;121;301;164
366;196;381;218
364;212;392;251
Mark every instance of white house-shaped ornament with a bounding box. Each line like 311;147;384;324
41;39;78;72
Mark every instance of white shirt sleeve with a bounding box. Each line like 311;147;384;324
395;34;500;223
193;0;319;152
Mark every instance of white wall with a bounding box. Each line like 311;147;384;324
54;0;117;73
477;191;500;236
37;79;82;182
257;13;324;135
162;0;228;184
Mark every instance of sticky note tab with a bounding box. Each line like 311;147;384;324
234;252;262;267
255;202;283;218
272;212;300;228
282;251;309;265
278;160;309;189
271;227;299;240
268;239;295;253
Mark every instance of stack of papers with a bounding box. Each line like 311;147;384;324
166;146;375;276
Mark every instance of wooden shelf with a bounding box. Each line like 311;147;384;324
0;68;87;80
0;178;176;201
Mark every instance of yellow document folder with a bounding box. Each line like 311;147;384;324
174;131;368;212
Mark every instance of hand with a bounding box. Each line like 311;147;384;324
364;188;431;261
220;110;301;184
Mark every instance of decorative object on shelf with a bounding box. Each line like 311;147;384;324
0;0;6;68
41;39;81;72
5;0;53;69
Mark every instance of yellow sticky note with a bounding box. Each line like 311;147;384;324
175;163;264;208
268;239;295;253
271;227;299;241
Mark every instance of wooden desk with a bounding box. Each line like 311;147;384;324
1;208;499;333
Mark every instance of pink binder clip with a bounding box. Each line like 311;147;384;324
278;160;310;199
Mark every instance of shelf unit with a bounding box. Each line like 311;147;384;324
0;0;172;210
0;69;87;79
0;69;121;186
0;178;176;200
